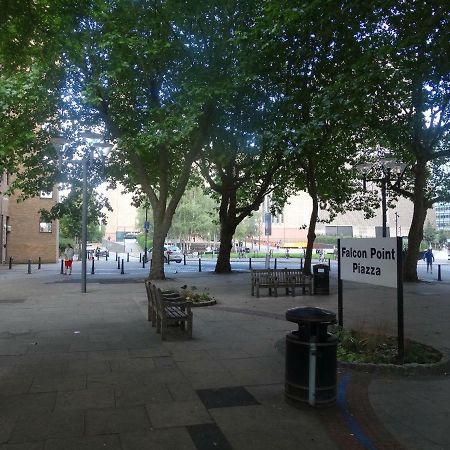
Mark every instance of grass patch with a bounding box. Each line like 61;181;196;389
336;327;442;364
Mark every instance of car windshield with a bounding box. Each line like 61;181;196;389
167;246;180;251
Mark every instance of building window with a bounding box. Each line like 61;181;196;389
39;221;52;233
40;191;53;199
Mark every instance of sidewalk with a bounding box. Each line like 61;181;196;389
0;262;449;449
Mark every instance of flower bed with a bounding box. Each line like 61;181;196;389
178;285;216;307
336;327;442;365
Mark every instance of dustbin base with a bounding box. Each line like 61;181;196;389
285;333;336;406
285;381;336;406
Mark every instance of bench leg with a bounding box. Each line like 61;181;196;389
187;316;193;339
147;303;152;321
161;317;166;340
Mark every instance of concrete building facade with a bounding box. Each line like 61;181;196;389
103;186;139;241
267;190;436;247
0;172;59;263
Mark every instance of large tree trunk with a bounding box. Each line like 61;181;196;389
149;212;170;280
304;190;319;276
215;223;236;273
403;158;428;281
303;160;319;276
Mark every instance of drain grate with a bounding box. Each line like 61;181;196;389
187;423;233;450
196;386;260;409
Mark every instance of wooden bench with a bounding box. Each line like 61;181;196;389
154;287;193;340
251;269;277;297
144;280;184;328
284;268;313;296
251;268;313;297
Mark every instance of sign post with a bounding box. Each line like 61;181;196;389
338;237;404;362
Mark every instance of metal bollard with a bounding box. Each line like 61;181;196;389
142;257;145;268
127;253;129;262
300;258;303;270
139;253;142;262
328;258;331;269
117;257;121;269
121;259;124;274
167;254;170;265
91;258;95;275
184;254;186;265
38;256;41;269
199;258;202;272
60;259;64;274
27;260;31;274
438;264;442;281
249;257;252;270
9;257;13;269
274;258;277;269
115;253;118;261
105;252;108;261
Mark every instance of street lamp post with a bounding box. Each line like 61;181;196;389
52;133;112;293
395;212;400;237
356;156;406;238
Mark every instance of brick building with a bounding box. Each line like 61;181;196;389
0;172;59;264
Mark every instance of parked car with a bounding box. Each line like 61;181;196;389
149;245;183;263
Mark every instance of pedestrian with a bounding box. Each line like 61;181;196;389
423;247;435;273
64;244;75;275
318;249;324;262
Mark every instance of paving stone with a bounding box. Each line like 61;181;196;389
66;360;111;376
166;382;200;402
170;350;211;362
115;384;173;407
120;428;197;450
29;375;86;393
44;435;121;450
135;367;186;385
0;376;33;396
87;350;129;361
85;406;151;435
210;405;338;450
8;410;84;443
152;356;176;369
109;357;156;372
181;369;240;390
0;393;56;416
0;415;16;444
0;442;44;450
146;400;213;429
54;388;114;411
206;348;250;360
87;372;141;389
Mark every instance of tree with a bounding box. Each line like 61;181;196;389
423;220;437;247
346;0;450;280
246;0;369;274
2;1;223;279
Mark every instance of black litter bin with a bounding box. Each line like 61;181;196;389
313;264;330;295
285;307;337;406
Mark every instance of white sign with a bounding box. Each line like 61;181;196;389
340;238;398;288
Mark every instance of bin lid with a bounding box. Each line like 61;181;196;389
313;264;329;272
286;306;336;324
